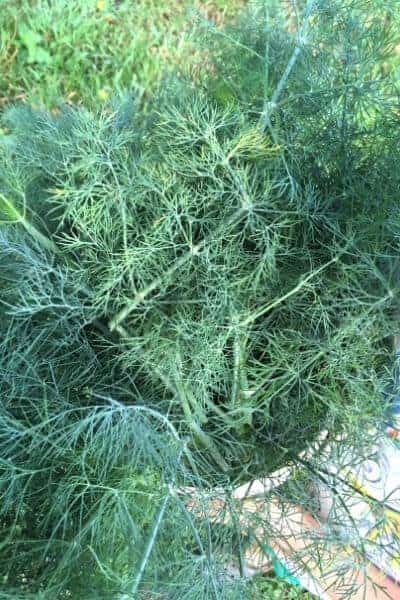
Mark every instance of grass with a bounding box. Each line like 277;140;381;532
0;0;245;110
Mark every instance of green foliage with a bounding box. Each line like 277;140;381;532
251;576;312;599
0;0;244;110
0;0;400;598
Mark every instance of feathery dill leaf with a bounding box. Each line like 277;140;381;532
1;1;400;597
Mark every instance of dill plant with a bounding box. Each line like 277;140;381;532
0;0;400;597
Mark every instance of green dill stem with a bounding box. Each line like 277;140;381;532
126;490;171;598
207;28;264;61
0;193;116;338
231;333;241;407
186;419;229;472
167;375;229;472
88;546;113;582
172;493;221;596
0;192;58;253
109;207;247;331
174;368;208;426
259;0;316;134
115;325;229;471
230;314;246;410
94;390;206;483
180;392;229;472
240;255;340;327
109;242;202;330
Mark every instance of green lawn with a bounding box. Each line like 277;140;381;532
0;0;244;110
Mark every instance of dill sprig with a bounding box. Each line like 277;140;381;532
1;0;400;597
